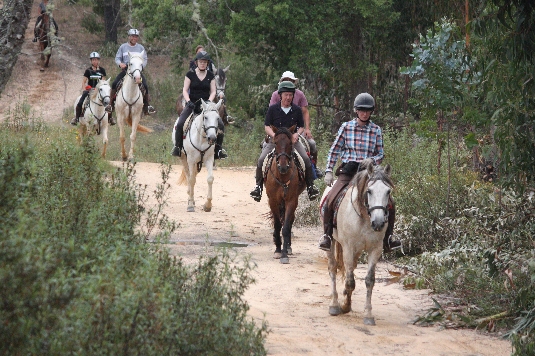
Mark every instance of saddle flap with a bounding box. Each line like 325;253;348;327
183;112;195;138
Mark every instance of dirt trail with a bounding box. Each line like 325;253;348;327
123;162;511;356
0;1;511;354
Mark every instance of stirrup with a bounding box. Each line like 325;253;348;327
250;185;262;202
318;234;332;251
384;239;402;253
171;146;182;157
70;117;79;126
147;105;156;115
216;148;228;160
307;185;320;200
108;116;116;126
105;104;113;113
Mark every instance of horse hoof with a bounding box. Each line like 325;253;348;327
329;306;342;316
286;247;293;255
273;252;282;259
187;206;195;212
202;205;211;212
363;317;376;326
122;156;128;162
279;257;290;264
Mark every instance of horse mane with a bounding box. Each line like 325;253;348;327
274;126;293;141
352;158;394;212
89;82;100;100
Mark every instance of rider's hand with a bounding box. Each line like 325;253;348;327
304;128;313;139
119;63;127;69
324;172;333;186
186;101;195;109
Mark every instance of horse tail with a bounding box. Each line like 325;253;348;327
125;116;153;133
178;168;187;185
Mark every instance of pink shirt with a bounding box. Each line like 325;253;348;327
269;89;308;108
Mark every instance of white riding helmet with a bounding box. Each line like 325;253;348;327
128;29;140;36
89;52;100;59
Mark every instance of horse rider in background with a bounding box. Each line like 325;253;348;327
250;81;320;202
269;71;323;179
189;45;216;74
171;51;228;160
33;0;59;41
319;93;401;253
105;29;156;116
71;52;115;126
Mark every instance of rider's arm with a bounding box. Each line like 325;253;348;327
81;76;88;91
115;45;124;67
182;76;192;102
371;126;384;165
265;125;275;139
325;123;347;172
208;79;216;102
301;106;312;138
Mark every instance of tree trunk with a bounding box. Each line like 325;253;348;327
0;0;33;94
103;0;121;44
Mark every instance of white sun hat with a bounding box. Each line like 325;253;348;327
280;71;298;82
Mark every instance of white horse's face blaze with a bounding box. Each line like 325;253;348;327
367;179;391;231
200;99;222;145
128;52;144;82
97;79;111;107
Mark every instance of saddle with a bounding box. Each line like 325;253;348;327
116;77;147;96
320;184;350;227
182;111;196;138
262;148;305;182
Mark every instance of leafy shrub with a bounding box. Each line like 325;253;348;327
0;120;267;355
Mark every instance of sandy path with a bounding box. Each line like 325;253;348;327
123;161;511;356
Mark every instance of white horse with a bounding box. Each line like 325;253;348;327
73;78;112;157
175;99;223;212
116;51;152;161
321;158;393;325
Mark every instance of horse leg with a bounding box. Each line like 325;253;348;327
101;123;109;158
118;120;127;161
128;118;138;161
363;249;382;325
341;248;359;314
186;162;197;212
272;218;282;259
328;242;342;316
202;159;214;212
280;202;296;263
44;54;50;68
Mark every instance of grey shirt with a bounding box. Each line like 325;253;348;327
114;43;148;68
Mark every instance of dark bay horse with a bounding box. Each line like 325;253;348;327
35;12;52;71
265;125;305;264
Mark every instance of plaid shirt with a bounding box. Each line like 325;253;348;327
325;118;384;172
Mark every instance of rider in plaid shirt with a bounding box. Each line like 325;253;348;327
319;93;401;253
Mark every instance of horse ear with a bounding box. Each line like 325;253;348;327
201;98;207;109
106;78;111;84
289;125;296;133
223;65;230;72
384;164;391;176
215;99;223;110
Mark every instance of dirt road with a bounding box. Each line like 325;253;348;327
125;162;511;356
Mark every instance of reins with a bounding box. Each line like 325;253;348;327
350;175;391;218
269;130;297;198
119;58;143;118
88;84;111;135
187;106;220;172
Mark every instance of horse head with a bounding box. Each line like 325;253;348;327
272;125;295;175
200;99;222;145
215;65;230;100
127;51;144;84
95;78;111;107
355;158;393;231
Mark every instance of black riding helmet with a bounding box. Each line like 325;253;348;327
195;51;211;62
353;93;375;110
278;81;296;94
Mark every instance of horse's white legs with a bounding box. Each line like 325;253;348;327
101;124;109;158
363;248;382;325
128;122;138;161
341;245;358;314
186;161;197;212
328;242;342;316
202;158;214;212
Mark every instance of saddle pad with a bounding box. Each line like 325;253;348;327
262;148;305;181
183;112;195;137
319;184;350;227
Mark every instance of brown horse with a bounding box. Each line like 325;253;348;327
265;125;306;264
35;12;52;71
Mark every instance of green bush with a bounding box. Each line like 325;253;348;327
0;118;267;355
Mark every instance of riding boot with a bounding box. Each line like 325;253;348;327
383;200;401;253
305;166;320;200
214;132;228;160
250;166;263;202
171;126;183;157
319;204;334;251
143;93;156;115
105;89;116;113
70;105;82;125
108;112;116;126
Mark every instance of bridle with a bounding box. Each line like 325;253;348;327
188;105;221;172
88;82;111;135
351;176;391;218
269;130;296;197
